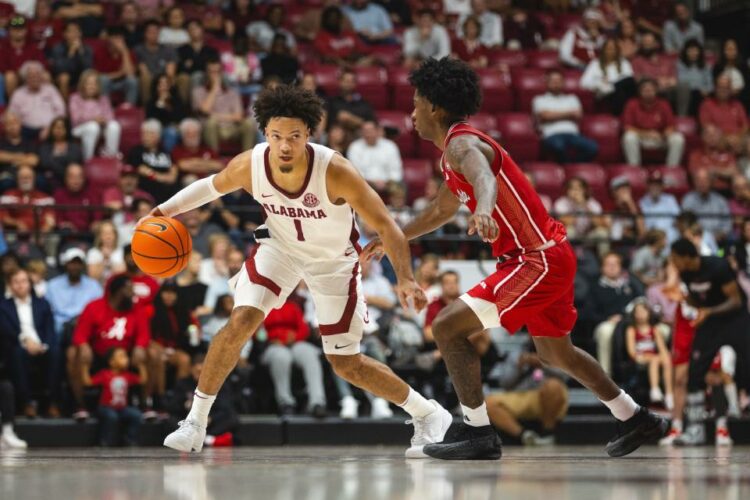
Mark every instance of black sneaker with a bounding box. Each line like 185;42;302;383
423;422;502;460
311;404;327;419
605;407;668;457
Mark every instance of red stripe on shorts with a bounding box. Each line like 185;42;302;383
245;245;281;296
319;262;359;335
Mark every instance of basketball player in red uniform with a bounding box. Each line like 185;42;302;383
363;58;667;459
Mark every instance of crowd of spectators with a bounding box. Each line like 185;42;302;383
0;0;749;448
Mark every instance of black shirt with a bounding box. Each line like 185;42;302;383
178;282;208;313
261;53;299;85
127;145;176;203
146;93;186;127
680;257;744;316
0;138;37;179
326;93;375;130
177;43;219;74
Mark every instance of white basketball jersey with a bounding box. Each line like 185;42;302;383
251;142;360;261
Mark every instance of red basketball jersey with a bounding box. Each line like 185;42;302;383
439;122;567;258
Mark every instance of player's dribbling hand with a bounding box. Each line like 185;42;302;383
690;308;710;328
137;207;165;228
468;213;499;243
397;280;428;312
360;237;385;262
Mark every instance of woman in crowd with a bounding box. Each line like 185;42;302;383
69;69;121;161
580;38;635;114
38;117;84;188
146;74;185;153
86;220;126;286
676;39;713;116
553;177;609;242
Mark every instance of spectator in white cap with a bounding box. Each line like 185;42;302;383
559;8;605;69
45;246;103;335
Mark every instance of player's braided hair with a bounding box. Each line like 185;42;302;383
253;84;324;132
408;57;482;122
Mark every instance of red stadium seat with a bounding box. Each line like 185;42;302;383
648;166;690;199
487;49;527;69
369;45;401;68
355;67;389;110
308;64;340;95
674;116;700;150
526;50;560;70
562;69;594;113
535;12;556;38
497;113;540;162
85;157;123;196
476;69;513;112
467;113;500;141
581;114;623;164
564;163;607;201
403;159;433;203
388;67;413;112
607;164;648;199
511;68;546;112
376;110;416;158
524;162;566;200
114;104;144;155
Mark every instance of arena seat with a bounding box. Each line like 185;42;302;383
309;64;340;95
467;113;500;141
476;69;513;113
564;163;607;201
376;110;416;158
403;159;433;203
487;49;527;69
369;45;401;68
388;66;413;112
114;104;144;155
581;114;623;164
497;113;540;162
648;166;690;199
511;68;546;112
526;50;561;70
606;164;649;199
355;66;389;109
85;157;123;196
674;116;700;150
524;162;566;200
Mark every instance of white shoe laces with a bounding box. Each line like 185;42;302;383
406;416;428;446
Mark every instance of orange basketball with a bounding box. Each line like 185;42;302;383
131;216;192;278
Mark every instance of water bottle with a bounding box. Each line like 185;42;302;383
188;324;200;347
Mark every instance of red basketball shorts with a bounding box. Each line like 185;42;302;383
459;241;578;337
672;306;697;366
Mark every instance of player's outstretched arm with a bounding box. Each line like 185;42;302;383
143;150;253;221
327;154;427;312
445;135;500;243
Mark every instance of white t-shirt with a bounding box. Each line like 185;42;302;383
532;93;582;137
443;0;472;15
87;246;125;283
580;59;633;95
158;28;190;48
199;259;229;286
347;138;403;183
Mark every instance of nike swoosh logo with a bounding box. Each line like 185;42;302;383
261;193;274;198
334;343;353;350
144;221;167;232
345;250;356;257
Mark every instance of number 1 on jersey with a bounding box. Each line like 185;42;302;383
294;219;305;241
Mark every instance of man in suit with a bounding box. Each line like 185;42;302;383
0;267;60;418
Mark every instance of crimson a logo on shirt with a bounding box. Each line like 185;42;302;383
303;193;320;208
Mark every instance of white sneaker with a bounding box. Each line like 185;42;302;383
664;394;674;411
650;387;664;404
404;400;453;458
371;398;393;419
163;420;206;453
659;428;681;446
716;427;733;447
1;430;28;449
673;424;706;446
521;430;555;446
339;396;359;419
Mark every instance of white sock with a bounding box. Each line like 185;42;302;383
672;419;683;432
716;416;728;430
724;383;740;414
204;435;216;446
398;387;435;418
2;423;13;436
600;390;639;421
461;402;490;427
187;390;216;427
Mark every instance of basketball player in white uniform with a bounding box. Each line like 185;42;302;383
151;85;452;456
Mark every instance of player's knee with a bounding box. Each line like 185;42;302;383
431;307;463;342
223;307;262;343
326;354;362;382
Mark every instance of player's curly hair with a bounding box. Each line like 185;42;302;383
252;84;324;132
408;57;482;123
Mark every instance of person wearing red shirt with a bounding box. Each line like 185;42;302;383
0;15;48;100
69;274;150;420
699;75;749;155
419;270;462;371
171;118;224;181
0;165;55;235
688;125;739;191
630;32;678;100
452;16;490;69
314;5;372;66
93;27;138;105
122;244;159;311
622;78;685;166
53;163;102;233
82;347;146;446
28;0;64;52
261;296;327;417
101;166;155;222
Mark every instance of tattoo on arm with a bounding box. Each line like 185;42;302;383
446;135;497;215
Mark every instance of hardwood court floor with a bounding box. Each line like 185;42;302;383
1;445;748;500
